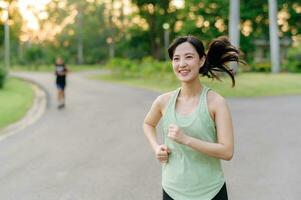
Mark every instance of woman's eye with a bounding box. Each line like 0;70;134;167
186;56;193;59
173;57;179;61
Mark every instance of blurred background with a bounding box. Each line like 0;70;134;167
1;0;301;128
0;0;300;71
0;1;301;199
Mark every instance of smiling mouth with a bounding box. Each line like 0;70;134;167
179;69;190;76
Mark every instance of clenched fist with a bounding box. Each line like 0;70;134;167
168;124;188;144
155;145;171;164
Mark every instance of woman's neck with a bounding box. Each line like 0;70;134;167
180;79;203;98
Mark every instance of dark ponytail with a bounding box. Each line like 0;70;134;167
200;36;242;87
168;35;244;87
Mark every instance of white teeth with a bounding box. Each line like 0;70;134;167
179;70;190;76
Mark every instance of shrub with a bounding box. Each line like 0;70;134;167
0;67;7;89
286;46;301;72
105;58;138;77
252;62;271;72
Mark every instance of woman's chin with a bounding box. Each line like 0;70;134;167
177;75;195;83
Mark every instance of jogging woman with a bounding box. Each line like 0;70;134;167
143;35;242;200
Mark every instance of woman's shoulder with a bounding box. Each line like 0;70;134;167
153;89;177;110
207;89;228;110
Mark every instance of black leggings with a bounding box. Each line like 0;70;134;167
163;183;228;200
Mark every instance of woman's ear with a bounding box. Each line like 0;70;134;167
199;56;206;68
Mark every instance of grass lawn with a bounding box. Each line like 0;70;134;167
0;78;34;129
93;72;301;97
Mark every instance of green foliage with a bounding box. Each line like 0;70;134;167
0;67;7;88
105;57;173;79
24;45;44;69
106;58;139;76
116;30;151;59
286;46;301;72
252;62;271;72
131;0;178;59
178;0;229;41
1;0;301;73
140;57;172;78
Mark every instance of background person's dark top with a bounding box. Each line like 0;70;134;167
55;64;67;84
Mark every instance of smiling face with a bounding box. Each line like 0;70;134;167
172;42;205;83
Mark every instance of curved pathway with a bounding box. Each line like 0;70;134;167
0;71;300;200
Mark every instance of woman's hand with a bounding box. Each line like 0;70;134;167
155;145;171;164
168;124;189;144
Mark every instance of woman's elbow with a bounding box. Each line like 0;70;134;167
221;150;234;161
223;154;233;161
143;121;155;131
222;150;233;161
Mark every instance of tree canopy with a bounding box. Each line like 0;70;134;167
0;0;300;65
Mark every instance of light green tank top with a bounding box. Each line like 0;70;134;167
162;86;225;200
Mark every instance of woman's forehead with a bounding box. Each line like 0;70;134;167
174;42;197;55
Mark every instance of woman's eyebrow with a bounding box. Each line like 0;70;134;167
174;52;195;57
184;52;195;56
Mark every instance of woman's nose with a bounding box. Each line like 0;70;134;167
179;59;187;68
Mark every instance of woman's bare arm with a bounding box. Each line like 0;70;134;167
143;94;172;163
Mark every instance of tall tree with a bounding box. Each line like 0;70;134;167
268;0;280;73
229;0;240;48
177;0;229;42
131;0;177;59
76;1;84;64
107;0;115;58
229;0;240;72
0;0;21;67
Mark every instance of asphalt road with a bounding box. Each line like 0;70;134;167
0;71;300;200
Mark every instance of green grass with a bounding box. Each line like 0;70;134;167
0;78;34;129
93;72;301;97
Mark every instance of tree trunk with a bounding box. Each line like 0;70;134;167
149;14;161;59
77;3;84;64
108;0;115;58
229;0;240;72
268;0;280;73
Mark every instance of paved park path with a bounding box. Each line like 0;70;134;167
0;71;300;200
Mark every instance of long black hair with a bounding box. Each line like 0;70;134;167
168;35;244;87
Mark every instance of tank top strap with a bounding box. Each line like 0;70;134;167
171;87;181;106
199;86;209;106
163;88;181;119
199;86;215;127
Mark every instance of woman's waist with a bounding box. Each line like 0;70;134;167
162;157;224;186
166;148;222;167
